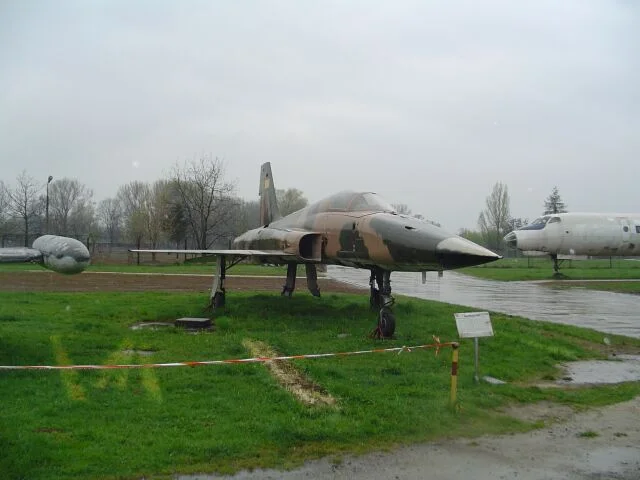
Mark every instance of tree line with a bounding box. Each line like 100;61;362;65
461;183;568;252
0;156;308;254
1;157;567;256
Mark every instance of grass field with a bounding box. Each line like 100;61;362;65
1;291;640;479
462;257;640;281
550;281;640;295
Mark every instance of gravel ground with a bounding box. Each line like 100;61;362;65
184;396;640;480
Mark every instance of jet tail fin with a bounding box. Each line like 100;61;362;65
259;162;281;225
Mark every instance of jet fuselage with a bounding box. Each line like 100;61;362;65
234;191;499;271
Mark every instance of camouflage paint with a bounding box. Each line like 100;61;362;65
233;177;499;272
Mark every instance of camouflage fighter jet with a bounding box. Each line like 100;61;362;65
132;163;500;338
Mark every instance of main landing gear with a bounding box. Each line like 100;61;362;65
551;254;568;279
211;259;323;311
282;263;322;297
209;255;227;309
209;257;394;338
369;267;396;339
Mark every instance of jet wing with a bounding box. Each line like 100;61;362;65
129;249;296;257
0;247;43;264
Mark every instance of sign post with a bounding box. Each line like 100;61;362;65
454;312;494;383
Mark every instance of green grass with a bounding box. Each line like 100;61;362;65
0;262;296;276
552;282;640;295
462;257;640;294
1;292;640;479
462;257;640;281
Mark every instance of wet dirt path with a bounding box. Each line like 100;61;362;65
328;267;640;338
180;395;640;480
0;271;366;294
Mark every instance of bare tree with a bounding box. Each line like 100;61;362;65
459;228;485;246
507;217;528;233
171;155;236;249
8;171;43;246
236;199;261;232
391;203;412;215
117;181;150;263
478;182;511;251
543;186;568;215
145;180;173;260
0;180;14;246
164;181;190;250
69;201;97;244
97;197;122;246
390;204;439;225
48;178;94;236
0;180;9;236
0;181;7;212
276;188;308;216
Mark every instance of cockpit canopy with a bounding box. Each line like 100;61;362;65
308;191;395;214
519;215;562;230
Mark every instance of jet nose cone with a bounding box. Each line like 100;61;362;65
504;232;518;249
436;236;501;269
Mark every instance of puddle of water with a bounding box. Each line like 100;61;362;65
559;355;640;385
121;349;155;356
328;267;640;338
580;446;640;477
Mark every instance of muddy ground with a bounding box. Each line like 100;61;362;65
0;271;366;294
3;271;640;479
200;396;640;480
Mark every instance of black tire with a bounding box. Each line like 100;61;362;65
378;307;396;338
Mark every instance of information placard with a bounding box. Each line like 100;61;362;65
454;312;493;339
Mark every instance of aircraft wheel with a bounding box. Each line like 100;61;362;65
378;307;396;338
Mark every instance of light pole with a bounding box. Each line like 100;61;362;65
46;175;53;234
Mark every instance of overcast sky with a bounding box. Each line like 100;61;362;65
1;0;638;231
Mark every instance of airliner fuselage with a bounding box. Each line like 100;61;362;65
505;213;640;258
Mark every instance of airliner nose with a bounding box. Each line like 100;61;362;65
504;232;518;249
436;236;501;269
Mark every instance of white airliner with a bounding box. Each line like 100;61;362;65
504;213;640;273
0;235;90;274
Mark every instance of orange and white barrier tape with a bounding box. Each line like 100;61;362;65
0;342;455;371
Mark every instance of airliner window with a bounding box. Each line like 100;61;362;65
637;226;640;234
548;217;561;224
623;226;629;232
520;216;550;230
